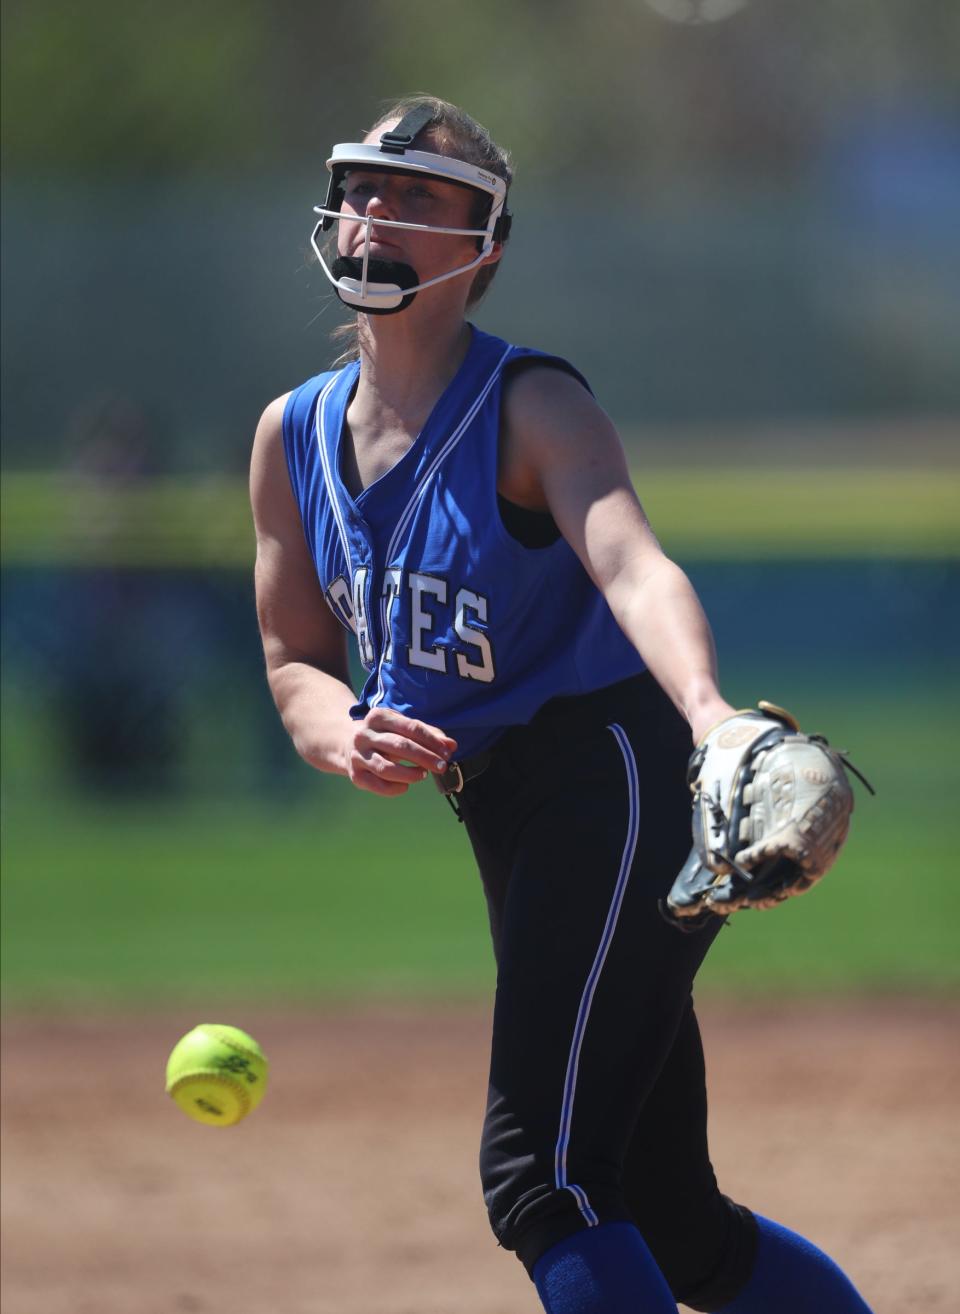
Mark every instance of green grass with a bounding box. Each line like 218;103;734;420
1;788;491;1008
2;684;956;1008
3;467;958;566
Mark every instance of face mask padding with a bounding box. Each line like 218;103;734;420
330;256;419;315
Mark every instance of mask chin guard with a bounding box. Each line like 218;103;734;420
330;255;419;315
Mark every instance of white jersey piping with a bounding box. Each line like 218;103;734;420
314;374;351;571
369;343;514;708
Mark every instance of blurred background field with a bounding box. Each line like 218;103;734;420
2;0;958;1010
3;554;957;1007
3;6;960;1313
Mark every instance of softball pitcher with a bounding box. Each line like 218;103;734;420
251;96;873;1314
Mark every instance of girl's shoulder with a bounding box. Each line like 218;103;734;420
283;365;353;435
501;348;593;399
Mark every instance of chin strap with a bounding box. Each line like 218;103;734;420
378;104;437;155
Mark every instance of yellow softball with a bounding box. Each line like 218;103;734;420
165;1023;268;1127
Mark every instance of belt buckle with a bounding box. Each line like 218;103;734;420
435;759;466;798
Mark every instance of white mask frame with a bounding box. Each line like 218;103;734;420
310;126;511;312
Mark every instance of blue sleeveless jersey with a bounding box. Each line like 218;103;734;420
281;326;644;759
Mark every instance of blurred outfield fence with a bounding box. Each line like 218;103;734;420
3;549;957;800
3;459;959;567
2;428;958;802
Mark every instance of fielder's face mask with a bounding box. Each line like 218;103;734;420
311;105;512;315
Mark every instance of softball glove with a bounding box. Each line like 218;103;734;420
664;701;872;928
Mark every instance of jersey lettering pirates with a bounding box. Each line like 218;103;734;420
282;326;644;759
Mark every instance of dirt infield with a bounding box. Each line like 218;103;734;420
2;1000;957;1313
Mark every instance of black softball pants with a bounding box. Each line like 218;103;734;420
455;673;758;1312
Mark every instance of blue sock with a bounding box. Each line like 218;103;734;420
719;1215;873;1313
532;1221;677;1313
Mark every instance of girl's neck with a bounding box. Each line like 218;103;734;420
351;306;473;432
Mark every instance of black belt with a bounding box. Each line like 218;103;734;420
434;749;495;796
